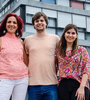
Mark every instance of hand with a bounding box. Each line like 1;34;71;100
75;86;85;100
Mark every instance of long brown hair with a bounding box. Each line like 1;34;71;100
57;24;78;57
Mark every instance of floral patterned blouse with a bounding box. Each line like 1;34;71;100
56;46;90;88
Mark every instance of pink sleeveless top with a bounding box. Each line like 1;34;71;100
0;33;28;79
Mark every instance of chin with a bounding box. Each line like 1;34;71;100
8;32;15;34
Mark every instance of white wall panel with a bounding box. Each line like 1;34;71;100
57;0;70;7
58;12;72;28
42;9;57;18
26;6;41;14
73;14;86;28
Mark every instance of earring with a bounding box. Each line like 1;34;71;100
15;30;19;36
3;30;6;34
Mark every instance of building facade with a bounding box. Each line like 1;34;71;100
0;0;90;55
0;0;90;100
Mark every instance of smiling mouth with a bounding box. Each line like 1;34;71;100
37;25;43;27
8;27;15;30
68;38;72;40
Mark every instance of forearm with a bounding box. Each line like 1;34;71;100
80;74;88;87
24;53;29;66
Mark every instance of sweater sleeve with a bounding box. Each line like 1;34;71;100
80;46;90;80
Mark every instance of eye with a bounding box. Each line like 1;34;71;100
67;32;70;34
72;32;76;35
7;21;11;23
40;19;44;22
13;21;17;24
35;20;39;23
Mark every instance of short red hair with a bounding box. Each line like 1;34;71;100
0;13;24;37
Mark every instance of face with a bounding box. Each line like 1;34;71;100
6;16;18;34
64;28;77;44
34;16;47;32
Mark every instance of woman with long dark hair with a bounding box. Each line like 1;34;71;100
56;24;90;100
0;13;28;100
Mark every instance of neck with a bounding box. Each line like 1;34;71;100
6;32;15;36
7;32;15;35
66;42;73;51
36;30;47;37
5;32;16;38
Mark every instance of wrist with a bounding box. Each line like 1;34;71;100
80;84;85;88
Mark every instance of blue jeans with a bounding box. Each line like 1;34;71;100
28;85;58;100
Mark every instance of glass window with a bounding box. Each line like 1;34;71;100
78;28;85;40
14;0;17;2
46;28;56;34
2;10;4;15
10;0;17;8
57;28;63;37
0;10;4;16
85;46;90;56
26;14;33;24
86;0;90;2
71;1;84;9
14;9;20;16
11;1;14;7
25;24;35;33
0;13;1;17
85;3;90;10
85;32;90;40
41;0;56;4
5;7;8;13
78;32;85;40
8;4;10;10
0;11;3;17
48;18;56;27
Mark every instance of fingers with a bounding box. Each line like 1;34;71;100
77;94;85;100
75;91;77;96
75;86;85;100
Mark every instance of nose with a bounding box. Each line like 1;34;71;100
10;22;14;25
69;33;73;36
38;21;42;24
